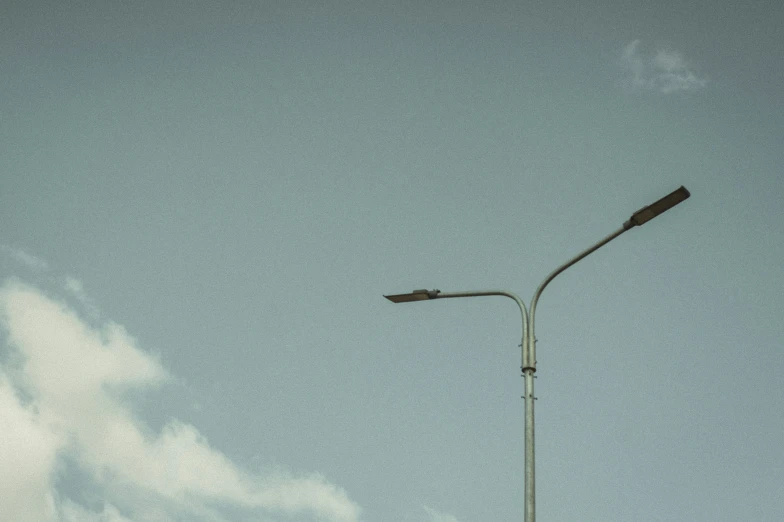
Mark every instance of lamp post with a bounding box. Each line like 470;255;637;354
384;186;690;522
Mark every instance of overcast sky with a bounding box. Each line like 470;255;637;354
2;1;783;521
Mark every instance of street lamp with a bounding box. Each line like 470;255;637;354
383;186;690;522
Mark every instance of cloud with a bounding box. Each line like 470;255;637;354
620;40;707;94
0;280;362;522
423;506;461;522
63;276;100;318
63;276;89;304
1;246;49;271
0;373;60;521
60;501;135;522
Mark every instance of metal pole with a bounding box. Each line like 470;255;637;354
523;357;535;522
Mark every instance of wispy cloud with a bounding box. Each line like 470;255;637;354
63;276;100;318
63;276;88;303
60;501;135;522
0;280;362;522
423;506;461;522
0;246;49;271
621;40;707;94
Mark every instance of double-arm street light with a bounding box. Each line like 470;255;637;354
383;186;690;522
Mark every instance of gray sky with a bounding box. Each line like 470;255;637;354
2;1;783;521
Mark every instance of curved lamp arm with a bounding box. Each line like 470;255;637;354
384;289;530;369
527;226;627;371
527;185;690;372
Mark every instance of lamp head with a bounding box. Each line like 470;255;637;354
384;289;441;303
625;186;690;229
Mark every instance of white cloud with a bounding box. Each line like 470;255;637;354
423;506;461;522
0;374;61;522
0;280;362;522
1;246;49;271
620;40;707;94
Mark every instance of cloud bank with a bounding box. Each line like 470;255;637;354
621;40;707;94
0;279;361;522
